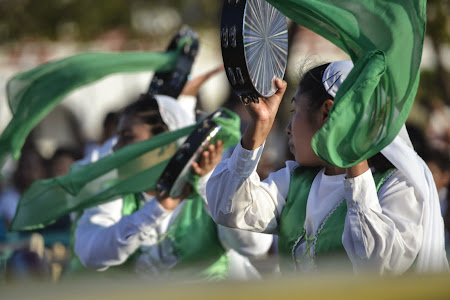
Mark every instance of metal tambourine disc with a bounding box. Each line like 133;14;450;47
221;0;288;103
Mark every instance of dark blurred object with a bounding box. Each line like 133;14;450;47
0;139;47;229
100;112;119;145
147;25;199;99
5;233;50;282
48;147;83;178
406;123;428;159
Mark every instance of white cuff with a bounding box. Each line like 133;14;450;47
228;139;265;178
134;198;171;234
344;169;381;213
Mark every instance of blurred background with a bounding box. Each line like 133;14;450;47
0;0;449;286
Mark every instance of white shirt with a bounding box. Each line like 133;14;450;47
74;174;273;278
206;140;424;275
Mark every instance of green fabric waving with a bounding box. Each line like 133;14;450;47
267;0;426;167
10;109;241;231
0;50;180;168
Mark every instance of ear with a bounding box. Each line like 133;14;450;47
320;99;334;124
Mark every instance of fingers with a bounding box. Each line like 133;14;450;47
275;78;287;96
191;161;202;175
191;141;225;176
201;150;211;168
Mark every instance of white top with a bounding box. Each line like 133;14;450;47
74;172;273;278
206;140;426;275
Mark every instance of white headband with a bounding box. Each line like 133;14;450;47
154;94;195;132
322;60;354;98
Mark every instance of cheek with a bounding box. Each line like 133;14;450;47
292;116;312;147
291;115;317;162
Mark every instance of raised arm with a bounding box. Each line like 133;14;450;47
206;79;294;233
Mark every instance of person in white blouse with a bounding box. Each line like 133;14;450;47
206;61;449;275
74;76;273;280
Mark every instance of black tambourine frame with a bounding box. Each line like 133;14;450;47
221;0;288;105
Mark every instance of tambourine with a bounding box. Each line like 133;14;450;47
155;109;230;198
147;25;199;99
221;0;288;104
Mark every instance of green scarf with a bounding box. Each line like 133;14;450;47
267;0;426;168
10;109;241;231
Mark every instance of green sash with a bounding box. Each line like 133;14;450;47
122;192;228;280
278;167;395;273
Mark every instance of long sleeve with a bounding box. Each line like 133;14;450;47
343;169;424;274
198;168;273;258
74;196;171;270
207;140;297;234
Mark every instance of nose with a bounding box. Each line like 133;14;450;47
285;121;292;136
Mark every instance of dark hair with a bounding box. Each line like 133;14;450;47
122;93;169;136
299;62;395;173
103;112;119;130
298;62;332;113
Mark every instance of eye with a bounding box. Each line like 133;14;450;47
289;109;295;114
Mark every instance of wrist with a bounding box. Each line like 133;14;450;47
242;120;273;150
346;160;369;178
157;196;181;211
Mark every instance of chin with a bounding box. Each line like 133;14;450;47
295;156;320;167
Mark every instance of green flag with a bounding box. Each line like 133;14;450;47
0;50;181;168
267;0;426;167
10;109;241;231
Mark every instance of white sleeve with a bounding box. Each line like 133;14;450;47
206;139;297;234
198;169;273;258
217;225;273;258
343;169;423;274
74;197;171;271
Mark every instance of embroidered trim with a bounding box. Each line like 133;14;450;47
375;169;396;192
311;198;346;261
290;164;300;176
291;228;305;271
291;199;345;270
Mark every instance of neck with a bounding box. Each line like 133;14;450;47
145;190;156;196
324;165;345;176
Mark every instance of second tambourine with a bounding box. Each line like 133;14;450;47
221;0;288;104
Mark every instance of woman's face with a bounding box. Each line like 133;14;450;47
113;114;153;151
285;88;324;166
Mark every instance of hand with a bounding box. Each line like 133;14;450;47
192;140;225;176
241;78;287;150
157;184;192;210
181;66;225;96
244;78;287;123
